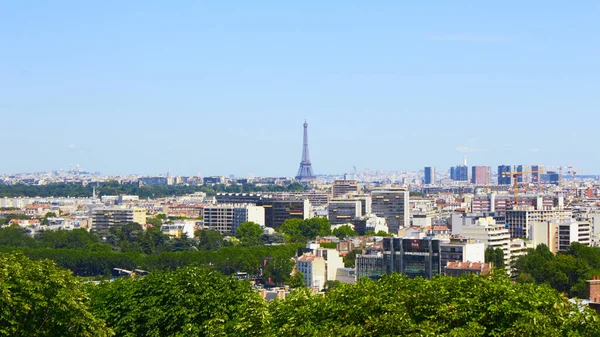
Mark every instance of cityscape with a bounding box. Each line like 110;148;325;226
2;1;600;336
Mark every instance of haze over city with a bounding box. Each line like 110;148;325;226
2;1;599;176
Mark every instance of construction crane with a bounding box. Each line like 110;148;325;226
502;170;547;209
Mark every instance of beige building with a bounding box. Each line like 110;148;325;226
91;207;146;232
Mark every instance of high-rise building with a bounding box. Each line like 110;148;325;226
531;165;541;183
331;180;358;198
256;199;311;228
371;187;409;233
202;204;265;234
505;209;572;239
296;121;316;181
471;166;491;185
498;165;512;185
516;165;524;183
424;167;436;185
328;199;362;225
451;165;468;181
91;207;147;233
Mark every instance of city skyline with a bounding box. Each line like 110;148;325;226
1;2;599;175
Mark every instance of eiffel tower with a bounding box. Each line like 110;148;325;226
296;121;316;181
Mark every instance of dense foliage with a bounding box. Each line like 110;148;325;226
277;217;332;242
2;252;600;337
270;272;600;336
0;181;306;198
485;246;505;268
516;243;600;297
0;253;112;337
90;266;269;336
235;221;264;246
332;224;357;239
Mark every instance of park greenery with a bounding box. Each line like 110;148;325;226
2;253;599;337
0;181;307;198
277;217;332;242
484;247;505;269
515;242;600;298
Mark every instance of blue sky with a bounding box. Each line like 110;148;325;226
1;1;599;176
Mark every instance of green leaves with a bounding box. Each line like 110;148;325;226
235;222;263;246
0;253;112;337
277;217;332;242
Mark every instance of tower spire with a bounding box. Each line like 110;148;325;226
296;121;316;181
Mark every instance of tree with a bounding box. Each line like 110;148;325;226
269;272;600;336
196;229;224;250
0;225;36;248
0;253;112;336
90;266;269;336
263;255;294;285
333;225;357;239
278;217;332;242
485;246;505;268
289;271;306;288
343;249;361;268
235;222;263;246
375;230;392;237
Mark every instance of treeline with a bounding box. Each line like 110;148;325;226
3;254;600;337
516;242;600;297
0;181;307;198
0;225;301;280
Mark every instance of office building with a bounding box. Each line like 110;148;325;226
424;167;436;185
451;165;468;181
471;166;491;185
91;207;146;233
541;171;560;185
505;209;573;239
356;238;441;280
529;218;591;254
451;216;511;267
531;165;541;183
371;187;409;233
440;239;485;268
332;180;358;198
516;165;524;183
328;199;362;225
202;204;265;234
257;199;311;228
498;165;512;185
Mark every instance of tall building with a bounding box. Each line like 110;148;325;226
531;165;541;183
202;204;265;234
498;165;512;185
516;165;524;183
451;165;468;181
451;215;511;267
256;199;311;228
424;167;436;185
356;238;441;280
91;207;146;233
529;218;591;253
371;187;409;233
331;180;358;198
505;209;572;239
328;199;362;225
471;166;491;185
295;121;316;181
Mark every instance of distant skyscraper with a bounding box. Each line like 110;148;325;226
424;167;436;185
451;165;468;181
471;166;491;185
498;165;512;185
296;121;316;181
531;165;541;183
517;165;524;183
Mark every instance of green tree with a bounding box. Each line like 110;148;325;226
333;225;357;239
235;221;263;246
343;249;361;268
196;229;224;250
0;253;112;336
90;266;269;336
278;217;332;242
0;225;36;248
263;255;294;285
269;272;600;336
289;271;306;288
485;246;505;268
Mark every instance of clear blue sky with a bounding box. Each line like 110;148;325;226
1;1;599;176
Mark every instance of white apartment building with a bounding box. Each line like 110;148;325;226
202;204;265;235
452;216;511;267
505;209;572;239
